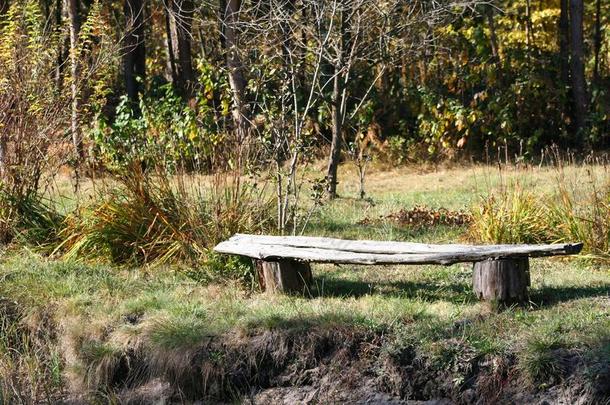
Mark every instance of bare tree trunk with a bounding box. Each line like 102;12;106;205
0;0;8;18
66;0;84;178
486;5;499;62
326;62;342;198
525;0;534;48
569;0;587;139
123;0;146;108
164;4;178;83
593;0;602;84
221;0;249;152
54;0;68;89
558;0;572;138
559;0;570;85
325;4;349;199
165;0;196;98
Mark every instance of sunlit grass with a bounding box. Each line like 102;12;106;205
1;162;609;401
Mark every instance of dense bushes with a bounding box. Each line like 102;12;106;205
90;83;227;173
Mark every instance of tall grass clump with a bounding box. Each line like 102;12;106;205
0;190;64;249
54;164;274;268
0;300;63;403
546;158;610;260
469;152;610;260
469;184;552;244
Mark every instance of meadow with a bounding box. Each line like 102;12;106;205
1;161;609;403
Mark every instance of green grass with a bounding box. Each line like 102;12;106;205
1;163;609;401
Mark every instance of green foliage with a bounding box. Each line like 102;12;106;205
90;83;225;173
415;87;478;158
378;1;609;160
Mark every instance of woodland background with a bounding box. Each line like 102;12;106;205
0;0;608;200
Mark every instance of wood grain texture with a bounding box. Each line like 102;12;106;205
254;259;312;294
472;258;530;302
213;234;583;265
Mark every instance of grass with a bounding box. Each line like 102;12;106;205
1;162;609;402
2;252;608;401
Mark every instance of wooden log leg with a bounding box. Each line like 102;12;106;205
473;258;530;304
254;260;312;294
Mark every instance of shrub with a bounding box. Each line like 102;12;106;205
0;2;70;206
90;83;226;173
54;166;274;268
469;185;552;244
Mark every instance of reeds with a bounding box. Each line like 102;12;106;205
469;151;610;260
53;165;274;267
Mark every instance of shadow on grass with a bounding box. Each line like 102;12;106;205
310;275;610;308
311;275;476;304
529;284;610;307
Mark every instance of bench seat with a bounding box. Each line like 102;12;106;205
213;234;583;302
213;234;583;265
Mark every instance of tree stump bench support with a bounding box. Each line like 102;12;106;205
254;259;313;294
473;258;531;303
214;234;582;303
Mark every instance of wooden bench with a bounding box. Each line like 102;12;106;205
213;234;583;303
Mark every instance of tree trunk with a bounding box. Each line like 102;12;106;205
164;4;178;83
558;0;570;86
165;0;196;99
221;0;249;152
123;0;146;107
326;6;347;199
254;260;312;294
326;62;342;199
473;258;530;304
569;0;587;139
525;0;534;48
486;5;500;62
66;0;84;176
0;0;8;18
55;0;68;90
593;0;602;84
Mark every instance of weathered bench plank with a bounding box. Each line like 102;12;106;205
214;234;583;302
223;234;584;255
213;235;583;265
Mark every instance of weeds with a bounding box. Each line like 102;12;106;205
547;161;610;259
0;299;63;403
0;190;64;248
53;165;273;269
469;184;551;244
469;155;610;260
518;334;565;386
1;160;609;401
